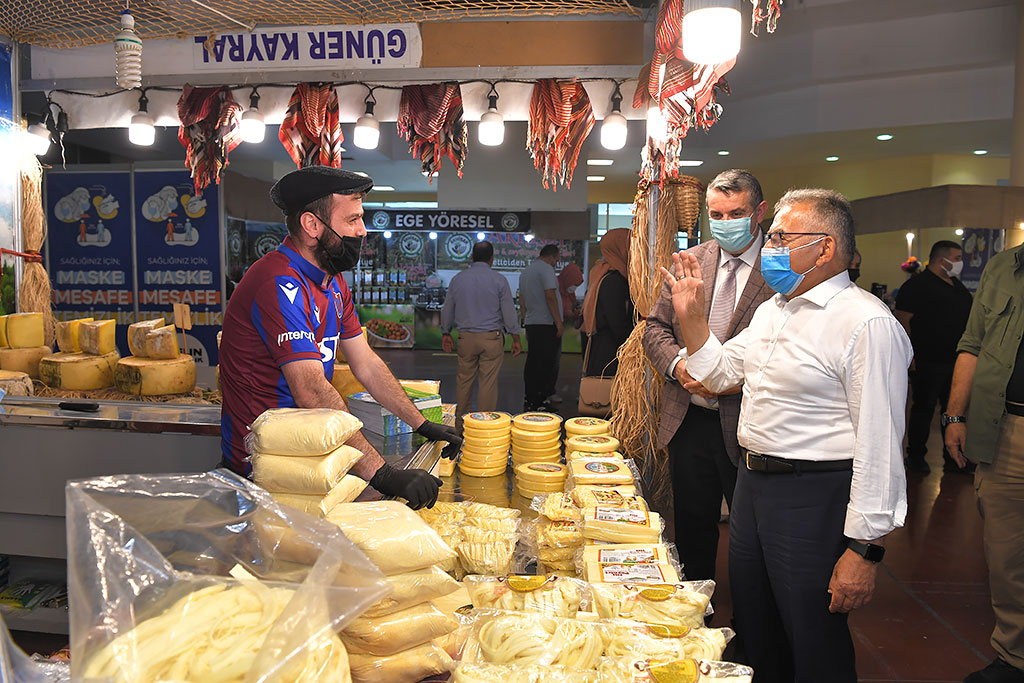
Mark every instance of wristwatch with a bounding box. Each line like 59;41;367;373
847;539;886;563
941;413;966;427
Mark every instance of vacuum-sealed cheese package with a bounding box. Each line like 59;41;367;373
589;580;715;629
464;515;520;533
463;501;521;520
597;657;752;683
347;640;454;683
463;526;509;544
530;518;584;548
363;566;461;618
460;609;610;669
465;575;587;618
251;446;363;494
457;540;517;576
578;543;680;573
581;507;663;544
453;662;598;683
605;622;733;661
247;407;362;456
569;459;636;487
326;501;456;575
532;493;582;522
584;561;680;585
341;602;458;656
569;486;645;510
418;501;467;525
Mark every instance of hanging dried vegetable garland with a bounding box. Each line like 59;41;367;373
279;83;344;169
177;85;242;194
526;79;594;191
397;83;468;179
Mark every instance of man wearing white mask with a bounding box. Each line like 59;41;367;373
895;240;974;474
662;188;912;682
645;169;773;583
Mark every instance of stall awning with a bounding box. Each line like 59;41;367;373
851;184;1024;235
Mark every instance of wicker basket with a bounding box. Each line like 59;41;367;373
662;175;705;237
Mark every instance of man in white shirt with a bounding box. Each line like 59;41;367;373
662;188;912;682
519;244;564;411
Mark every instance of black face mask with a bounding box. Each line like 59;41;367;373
314;220;363;276
848;267;861;283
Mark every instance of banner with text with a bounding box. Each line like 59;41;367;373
368;209;530;233
134;170;222;368
45;171;135;353
960;228;1005;293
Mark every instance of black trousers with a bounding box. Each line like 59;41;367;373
524;324;559;407
907;360;955;464
668;404;737;583
729;465;856;683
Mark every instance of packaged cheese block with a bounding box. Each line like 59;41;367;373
458;461;507;478
533;519;583;548
114;354;196;395
347;641;454;683
585;560;681;584
38;351;119;390
251;445;363;494
4;313;44;349
570;483;637;502
341;602;458;656
598;658;752;683
0;315;6;347
463;432;512;450
144;324;179;360
248;407;363;456
566;434;620;453
463;411;512;432
590;580;715;629
569;458;635;486
510;427;561;447
536;493;582;522
564;416;610;436
0;369;33;396
364;566;461;618
326;501;456;575
512;412;562;433
399;379;441;395
0;346;51;379
127;318;164;356
581;506;663;544
79;319;116;355
437;457;456;477
581;543;673;567
55;317;93;353
515;462;567;485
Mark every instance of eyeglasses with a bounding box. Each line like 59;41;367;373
765;231;830;248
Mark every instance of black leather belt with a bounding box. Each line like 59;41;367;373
743;449;853;474
1007;401;1024;418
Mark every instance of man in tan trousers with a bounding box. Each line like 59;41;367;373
441;241;522;430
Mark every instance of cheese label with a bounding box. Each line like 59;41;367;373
589;489;627;506
598;563;672;583
644;623;690;638
594;506;650;526
585;461;623;474
648;659;699;683
550;520;577;530
526;463;562;473
521;413;557;423
505;575;552;593
469;412;504;421
596;546;661;564
568;417;607;427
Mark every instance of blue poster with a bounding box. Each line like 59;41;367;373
45;171;135;353
1;42;17;314
134;170;223;368
960;228;1005;293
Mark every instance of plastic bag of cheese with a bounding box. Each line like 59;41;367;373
464;515;521;533
463;501;521;519
568;458;638;487
527;518;584;548
363;566;461;618
453;662;598;682
246;407;362;456
465;574;587;617
347;640;454;683
577;543;682;575
270;475;367;518
597;657;753;683
569;486;647;511
532;493;583;522
581;507;663;544
326;501;456;575
460;609;611;669
341;602;458;656
589;580;715;629
604;621;733;661
457;540;517;576
251;446;363;494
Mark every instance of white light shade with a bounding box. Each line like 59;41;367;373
26;123;51;156
524;233;535;242
646;103;667;142
682;1;742;65
429;231;438;240
600;111;628;150
383;231;392;239
478;108;504;146
129;112;155;146
354;115;380;149
240;108;265;144
476;232;486;241
955;229;964;236
906;232;915;242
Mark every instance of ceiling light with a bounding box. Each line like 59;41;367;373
429;231;438;240
717;150;730;156
678;160;704;167
646;102;667;143
588;159;614;166
876;133;893;141
524;233;535;242
26;123;51;156
373;186;395;192
682;0;742;65
354;91;380;150
973;149;988;155
239;88;265;144
129;91;155;146
478;84;505;147
825;155;839;162
113;8;143;90
587;176;606;182
955;229;964;236
601;83;628;151
383;230;392;239
906;232;915;242
476;232;485;241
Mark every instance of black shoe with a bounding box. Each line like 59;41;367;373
964;658;1024;683
906;458;931;474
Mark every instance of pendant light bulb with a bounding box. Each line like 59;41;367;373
646;102;667;143
129;91;155;146
354;96;380;150
682;0;742;65
601;87;628;151
240;89;265;144
478;92;504;147
26;123;52;156
114;8;144;90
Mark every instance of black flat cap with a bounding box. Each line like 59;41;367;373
270;166;374;214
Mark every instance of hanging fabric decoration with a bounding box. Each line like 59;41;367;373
751;0;783;35
397;83;468;179
176;85;242;194
526;79;595;191
279;83;344;169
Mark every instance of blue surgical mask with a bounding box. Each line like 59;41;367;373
709;215;756;253
760;237;825;295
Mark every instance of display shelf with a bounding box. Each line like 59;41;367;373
1;607;68;635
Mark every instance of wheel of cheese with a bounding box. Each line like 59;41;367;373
566;434;620;454
512;412;563;433
463;411;512;431
515;462;567;485
460;449;509;465
512;441;561;457
463;432;512;450
115;354;196;396
518;483;566;498
0;346;52;379
3;313;44;349
39;351;119;390
0;315;7;347
0;370;33;396
511;454;562;467
55;317;94;353
564;417;611;436
458;461;508;478
566;450;624;462
510;427;562;447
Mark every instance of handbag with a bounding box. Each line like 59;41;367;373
577;334;614;418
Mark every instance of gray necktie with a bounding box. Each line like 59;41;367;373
709;258;740;342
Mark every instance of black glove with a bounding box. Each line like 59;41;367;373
369;463;443;510
415;420;464;460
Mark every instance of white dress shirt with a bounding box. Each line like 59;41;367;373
686;270;913;541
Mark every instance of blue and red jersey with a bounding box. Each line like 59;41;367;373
219;236;362;474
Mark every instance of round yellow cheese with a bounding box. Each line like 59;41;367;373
512;441;562;457
566;434;620;454
460;451;510;467
515;462;567;484
510;427;562;446
511;454;562;468
564;417;611;436
518;484;566;499
0;369;33;396
0;346;52;379
115;354;196;396
463;432;512;450
569;458;635;486
566;450;625;462
512;412;563;433
463;411;512;431
458;461;508;478
39;351;119;390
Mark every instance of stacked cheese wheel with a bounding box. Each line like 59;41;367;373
511;412;563;468
515;462;568;499
564;416;611;438
0;313;51;380
459;412;512;478
115;318;196;396
37;317;121;391
565;433;621;461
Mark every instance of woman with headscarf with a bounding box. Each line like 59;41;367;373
557;262;584;327
581;228;634;376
